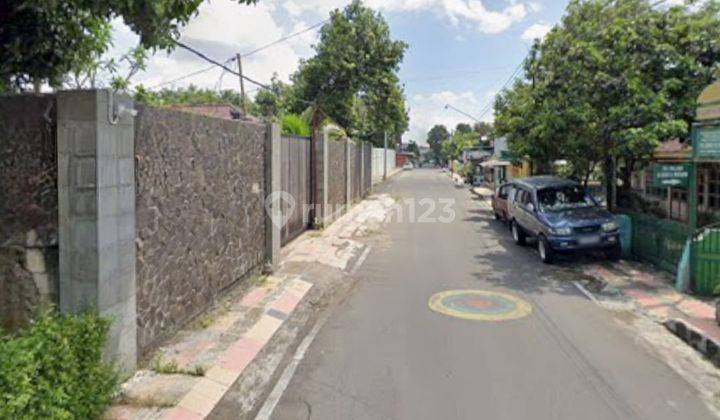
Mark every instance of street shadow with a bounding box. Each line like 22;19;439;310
466;210;597;298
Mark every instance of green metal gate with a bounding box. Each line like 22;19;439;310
623;211;692;273
692;223;720;294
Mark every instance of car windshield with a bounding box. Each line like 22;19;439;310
537;185;595;212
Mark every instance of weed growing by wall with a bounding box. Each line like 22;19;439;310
0;309;118;419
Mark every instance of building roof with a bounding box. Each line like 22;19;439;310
654;138;691;161
514;176;578;190
480;159;511;167
698;80;720;121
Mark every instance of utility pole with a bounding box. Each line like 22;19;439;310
236;53;246;115
383;130;388;180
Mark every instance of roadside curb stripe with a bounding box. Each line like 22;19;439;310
163;277;313;419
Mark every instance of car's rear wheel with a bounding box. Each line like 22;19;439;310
538;235;554;264
605;244;621;261
512;221;526;245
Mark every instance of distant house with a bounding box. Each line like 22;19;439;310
460;146;491;163
479;137;530;188
629;139;693;222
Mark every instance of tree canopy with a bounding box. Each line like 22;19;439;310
289;0;408;146
0;0;258;90
493;0;720;191
426;124;450;164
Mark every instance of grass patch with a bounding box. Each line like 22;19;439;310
150;355;205;377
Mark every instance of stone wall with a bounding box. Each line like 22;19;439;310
0;95;59;331
134;106;266;353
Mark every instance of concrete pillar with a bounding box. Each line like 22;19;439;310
264;123;281;270
360;142;365;198
57;89;136;372
313;128;329;227
346;138;352;207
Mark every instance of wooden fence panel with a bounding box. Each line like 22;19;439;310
280;136;311;245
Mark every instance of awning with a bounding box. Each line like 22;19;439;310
480;159;511;168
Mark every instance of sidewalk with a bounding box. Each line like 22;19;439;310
105;194;396;420
581;260;720;363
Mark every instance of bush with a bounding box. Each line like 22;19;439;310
281;113;311;137
0;309;118;419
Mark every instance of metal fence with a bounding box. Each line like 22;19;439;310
692;224;720;294
280;135;311;245
622;210;692;273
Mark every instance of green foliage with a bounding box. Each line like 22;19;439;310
426;125;450;164
252;74;294;119
406;141;420;157
281;114;311;137
0;0;258;90
441;131;478;162
134;85;248;108
455;123;473;135
0;309;118;419
289;0;408;145
457;162;476;182
493;0;720;187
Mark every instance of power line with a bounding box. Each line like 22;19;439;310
150;62;222;89
148;19;327;90
242;19;327;57
476;59;525;120
175;41;270;89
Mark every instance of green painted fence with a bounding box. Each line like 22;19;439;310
621;210;692;274
692;224;720;295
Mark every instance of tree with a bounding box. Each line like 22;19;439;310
289;0;408;145
441;131;477;162
134;85;248;109
0;0;258;90
493;0;720;200
253;74;292;119
455;123;473;135
406;141;420;158
426;125;450;164
473;122;493;143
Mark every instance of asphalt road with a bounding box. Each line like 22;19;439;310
270;169;716;420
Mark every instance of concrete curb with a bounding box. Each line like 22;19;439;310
665;318;720;365
162;278;313;419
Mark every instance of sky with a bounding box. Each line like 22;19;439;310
110;0;572;145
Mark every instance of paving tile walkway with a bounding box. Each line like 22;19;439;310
582;260;720;345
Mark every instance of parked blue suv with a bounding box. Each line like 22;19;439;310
506;176;620;264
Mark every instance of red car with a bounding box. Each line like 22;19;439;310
491;183;514;223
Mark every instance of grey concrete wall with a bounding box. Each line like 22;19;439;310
134;105;266;354
57;89;137;372
0;95;59;331
372;147;396;184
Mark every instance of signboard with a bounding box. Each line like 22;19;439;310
696;125;720;158
653;163;690;188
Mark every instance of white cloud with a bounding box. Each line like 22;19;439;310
110;0;319;91
521;22;551;41
403;90;495;144
285;0;532;34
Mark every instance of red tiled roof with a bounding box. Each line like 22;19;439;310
655;138;690;154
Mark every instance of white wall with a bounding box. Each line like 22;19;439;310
372;148;396;183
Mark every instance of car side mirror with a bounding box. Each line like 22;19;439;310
526;203;535;212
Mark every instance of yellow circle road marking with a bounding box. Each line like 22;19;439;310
428;289;532;321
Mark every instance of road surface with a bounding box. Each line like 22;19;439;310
269;169;715;420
